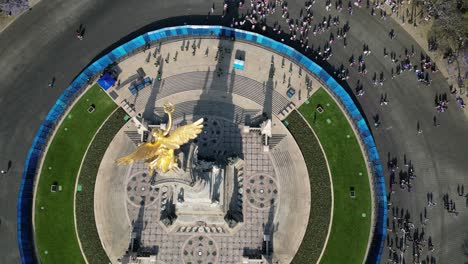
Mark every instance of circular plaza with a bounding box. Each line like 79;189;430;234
27;26;383;264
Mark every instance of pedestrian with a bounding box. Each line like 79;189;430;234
433;116;439;127
48;77;55;87
0;170;6;174
417;121;422;135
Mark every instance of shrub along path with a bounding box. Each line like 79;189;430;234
287;111;332;264
75;108;127;264
34;84;116;264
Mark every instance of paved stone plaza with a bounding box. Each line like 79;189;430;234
124;119;276;263
94;37;312;264
106;38;321;119
95;114;310;264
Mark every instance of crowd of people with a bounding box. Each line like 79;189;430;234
387;156;416;193
210;0;449;100
387;202;435;263
385;152;442;264
434;93;449;113
443;193;460;216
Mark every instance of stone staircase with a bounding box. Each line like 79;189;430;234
154;100;262;125
129;71;291;117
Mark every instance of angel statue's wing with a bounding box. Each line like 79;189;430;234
161;118;204;150
116;141;161;164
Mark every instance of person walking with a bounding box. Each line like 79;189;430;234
417;121;423;135
1;161;11;174
433;116;439;127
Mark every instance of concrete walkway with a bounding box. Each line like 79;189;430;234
106;38;320;117
94;124;135;263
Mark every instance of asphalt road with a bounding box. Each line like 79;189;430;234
0;0;466;263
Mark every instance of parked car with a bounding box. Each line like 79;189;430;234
286;87;296;98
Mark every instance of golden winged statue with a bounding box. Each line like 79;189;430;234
116;102;204;173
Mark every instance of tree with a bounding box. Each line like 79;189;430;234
428;0;467;54
0;0;29;16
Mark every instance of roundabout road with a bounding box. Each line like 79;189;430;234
0;0;466;263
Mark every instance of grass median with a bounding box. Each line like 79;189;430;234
34;84;117;264
297;88;372;264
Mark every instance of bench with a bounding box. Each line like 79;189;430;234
128;77;153;95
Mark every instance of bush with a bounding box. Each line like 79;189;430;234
287;111;332;264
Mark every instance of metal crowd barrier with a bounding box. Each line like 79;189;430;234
18;25;387;264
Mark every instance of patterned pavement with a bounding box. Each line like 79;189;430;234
124;119;279;263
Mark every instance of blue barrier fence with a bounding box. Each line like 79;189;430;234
18;25;386;264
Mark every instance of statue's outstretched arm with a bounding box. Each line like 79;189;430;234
163;102;175;136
